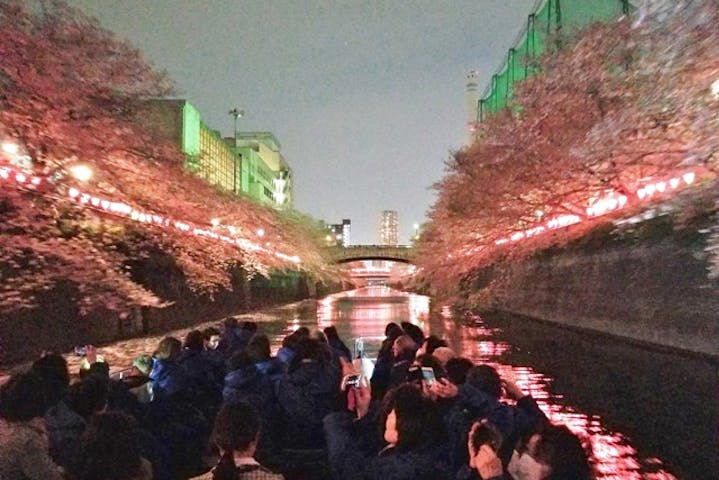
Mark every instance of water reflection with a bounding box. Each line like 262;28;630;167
277;288;689;480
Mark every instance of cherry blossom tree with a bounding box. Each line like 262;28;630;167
0;0;332;315
416;0;719;295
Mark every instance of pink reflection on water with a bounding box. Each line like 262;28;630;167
455;315;677;480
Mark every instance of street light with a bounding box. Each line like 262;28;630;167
228;108;245;194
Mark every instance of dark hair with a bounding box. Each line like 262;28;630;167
31;353;69;406
184;330;205;351
400;321;425;346
203;326;221;340
382;384;444;452
323;326;340;341
445;357;474;385
282;327;309;349
422;335;448;355
0;372;48;421
466;365;502;400
385;322;403;339
226;351;255;373
521;423;594;480
212;402;261;480
245;334;271;362
471;419;504;453
289;337;332;371
415;354;447;380
75;411;144;480
153;336;181;360
224;317;238;329
240;321;258;333
66;377;109;419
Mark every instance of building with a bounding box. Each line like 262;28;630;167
326;219;351;247
380;210;399;246
230;132;293;210
140;99;241;193
139;100;292;210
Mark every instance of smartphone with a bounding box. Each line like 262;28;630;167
74;345;88;356
421;367;436;385
343;373;361;389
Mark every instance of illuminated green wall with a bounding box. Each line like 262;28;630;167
479;0;632;120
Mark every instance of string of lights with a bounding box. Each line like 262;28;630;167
0;162;301;264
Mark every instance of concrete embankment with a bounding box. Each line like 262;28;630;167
470;220;719;358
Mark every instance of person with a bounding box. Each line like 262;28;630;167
245;334;283;383
467;421;595;480
149;336;187;398
192;402;283;480
324;383;453;479
416;335;448;357
445;357;474;386
323;326;352;362
0;372;63;480
31;353;70;408
387;334;417;389
46;375;109;471
203;327;222;351
370;323;403;400
71;411;153;480
432;346;456;366
276;336;343;450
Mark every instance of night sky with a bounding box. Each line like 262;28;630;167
69;0;535;244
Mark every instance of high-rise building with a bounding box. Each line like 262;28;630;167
380;210;399;245
326;218;351;247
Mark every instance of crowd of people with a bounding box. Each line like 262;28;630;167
0;317;595;480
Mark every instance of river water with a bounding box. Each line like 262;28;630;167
257;286;717;480
35;286;717;479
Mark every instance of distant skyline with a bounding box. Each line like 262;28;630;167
70;0;536;244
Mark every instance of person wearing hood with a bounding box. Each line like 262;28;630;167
149;337;188;399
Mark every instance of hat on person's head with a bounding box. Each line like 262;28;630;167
132;355;153;376
432;347;456;366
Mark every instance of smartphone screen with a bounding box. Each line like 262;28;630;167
421;367;436;385
343;374;361;389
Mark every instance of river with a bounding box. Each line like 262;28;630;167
45;286;718;479
258;286;716;480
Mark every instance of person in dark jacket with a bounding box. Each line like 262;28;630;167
71;411;153;480
218;319;257;358
324;383;453;480
386;335;418;390
31;353;70;408
323;326;352;362
370;323;403;400
46;376;108;471
178;330;223;414
276;336;342;450
245;334;283;384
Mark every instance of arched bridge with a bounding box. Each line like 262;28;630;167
327;245;414;264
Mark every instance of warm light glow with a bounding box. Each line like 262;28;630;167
711;79;719;98
210;218;220;227
69;164;93;182
256;228;265;237
2;142;19;155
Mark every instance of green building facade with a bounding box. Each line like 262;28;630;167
142;100;291;209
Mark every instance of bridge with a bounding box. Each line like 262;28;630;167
327;245;414;264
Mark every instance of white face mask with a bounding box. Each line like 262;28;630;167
507;449;551;480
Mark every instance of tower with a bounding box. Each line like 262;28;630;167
465;70;480;147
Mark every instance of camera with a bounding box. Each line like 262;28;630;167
343;373;361;389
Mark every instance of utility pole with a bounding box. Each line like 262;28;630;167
228;108;244;194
